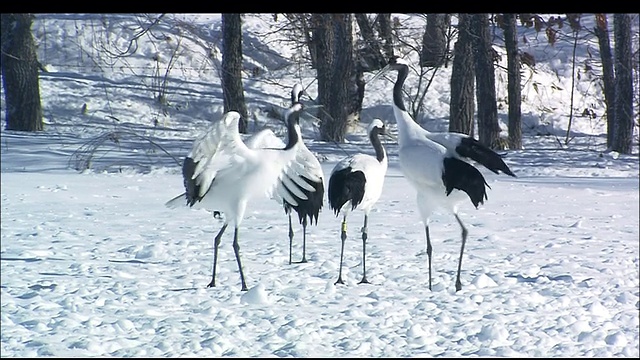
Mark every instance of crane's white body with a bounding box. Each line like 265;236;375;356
393;103;468;218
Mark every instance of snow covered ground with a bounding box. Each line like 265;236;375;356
1;13;638;357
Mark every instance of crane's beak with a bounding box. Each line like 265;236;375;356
367;64;391;85
302;104;323;111
299;87;320;107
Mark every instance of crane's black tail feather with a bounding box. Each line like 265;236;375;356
328;168;366;216
456;137;516;177
442;157;489;208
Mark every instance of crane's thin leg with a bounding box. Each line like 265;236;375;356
358;215;370;284
425;225;433;291
300;219;308;263
207;223;228;288
454;214;468;292
335;215;348;285
232;227;248;291
288;214;294;265
292;218;309;264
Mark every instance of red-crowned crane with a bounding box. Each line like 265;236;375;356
328;119;388;285
245;84;324;264
371;56;516;291
165;101;320;291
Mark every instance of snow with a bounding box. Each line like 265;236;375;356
1;13;639;357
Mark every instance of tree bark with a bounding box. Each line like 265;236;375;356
312;14;332;137
221;14;248;133
501;13;522;150
611;14;634;154
471;14;501;149
1;13;43;132
420;14;450;67
594;14;616;148
376;13;394;59
449;14;475;136
313;14;354;143
354;14;386;71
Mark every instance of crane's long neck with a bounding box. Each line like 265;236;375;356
393;65;409;113
369;130;386;163
284;111;301;150
392;65;430;145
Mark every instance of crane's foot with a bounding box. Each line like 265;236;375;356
335;277;345;285
358;277;370;284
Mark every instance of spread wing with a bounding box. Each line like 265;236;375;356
245;128;287;150
166;111;255;208
272;145;323;203
166;106;317;213
246;129;323;211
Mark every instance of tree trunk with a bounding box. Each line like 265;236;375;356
354;14;386;71
350;66;366;118
594;14;616;148
471;14;501;149
312;14;332;137
611;14;634;154
1;13;43;132
449;14;475;136
314;14;353;143
221;14;248;133
327;14;354;142
501;13;522;150
420;14;450;67
376;13;394;59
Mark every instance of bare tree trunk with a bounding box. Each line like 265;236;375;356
326;14;354;142
354;14;386;71
350;66;366;119
449;14;475;136
312;14;333;136
501;13;522;150
611;13;634;154
376;13;394;59
1;13;43;132
594;14;616;148
471;13;501;149
313;14;354;143
221;14;248;133
420;14;450;67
